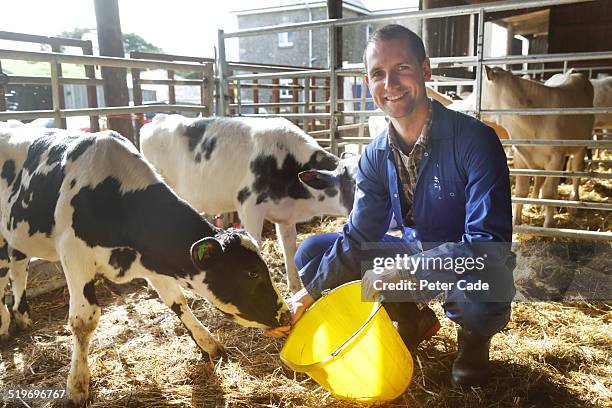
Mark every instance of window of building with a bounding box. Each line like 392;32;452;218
278;32;294;47
280;78;293;99
366;24;373;40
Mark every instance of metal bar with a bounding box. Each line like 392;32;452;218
237;82;329;90
483;107;612;115
227;61;322;72
341;108;612;116
239;113;332;119
335;52;612;72
229;101;328;108
513;225;612;241
475;9;485;119
509;169;612;179
130;51;214;63
512;198;612;211
484;51;612;66
512;66;612;75
229;69;332;80
0;49;210;72
0;104;206;121
0;30;91;47
138;78;204;86
223;0;593;38
6;75;104;86
501;139;612;147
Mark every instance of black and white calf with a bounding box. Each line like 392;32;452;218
140;115;358;293
0;127;289;406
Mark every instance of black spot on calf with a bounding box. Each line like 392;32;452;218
71;177;215;279
237;187;251;204
9;163;64;236
0;267;8;278
67;136;96;162
200;138;216;161
83;280;98;306
0;241;9;262
109;248;137;278
17;293;29;314
170;302;183;318
1;160;16;186
22;135;54;173
184;118;214;151
11;249;27;261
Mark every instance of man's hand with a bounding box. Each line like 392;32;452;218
263;288;315;338
362;267;401;301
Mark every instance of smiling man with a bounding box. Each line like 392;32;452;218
269;24;515;387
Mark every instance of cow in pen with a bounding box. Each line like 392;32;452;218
140;115;358;293
0;126;290;406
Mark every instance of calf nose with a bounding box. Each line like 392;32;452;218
280;310;292;327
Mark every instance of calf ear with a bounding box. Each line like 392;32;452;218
299;170;336;190
190;237;223;270
484;65;494;80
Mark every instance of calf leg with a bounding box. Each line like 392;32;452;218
9;253;31;330
0;263;10;341
0;237;12;340
569;148;586;202
60;251;100;406
541;154;565;228
147;276;224;357
236;206;265;243
275;223;301;293
512;155;529;225
531;177;544;199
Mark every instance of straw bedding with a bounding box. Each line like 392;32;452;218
1;160;610;408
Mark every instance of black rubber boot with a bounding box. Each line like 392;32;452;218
451;327;492;387
384;303;440;353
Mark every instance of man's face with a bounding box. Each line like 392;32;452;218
364;38;431;119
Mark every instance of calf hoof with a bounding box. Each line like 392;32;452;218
208;344;227;360
14;312;32;331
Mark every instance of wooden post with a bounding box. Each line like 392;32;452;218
94;0;134;144
83;42;100;132
131;68;143;148
202;64;214;117
310;77;317;132
292;77;299;120
167;69;176;113
253;78;259;115
327;0;344;124
272;78;280;114
50;43;67;129
0;60;6;112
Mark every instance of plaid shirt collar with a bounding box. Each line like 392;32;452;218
387;98;432;154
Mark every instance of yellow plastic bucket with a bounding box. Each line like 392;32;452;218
280;281;413;403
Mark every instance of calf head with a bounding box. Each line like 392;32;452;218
298;154;359;216
190;229;290;329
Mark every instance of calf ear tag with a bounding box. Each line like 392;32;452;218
190;237;222;269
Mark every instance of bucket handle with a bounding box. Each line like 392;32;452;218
329;296;383;357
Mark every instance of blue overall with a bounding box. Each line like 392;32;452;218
296;100;515;337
